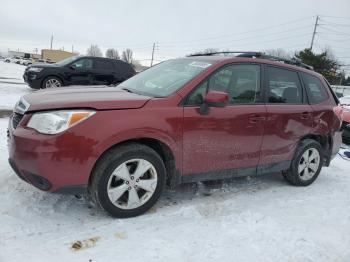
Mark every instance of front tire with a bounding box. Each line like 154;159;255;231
90;143;166;218
283;139;324;186
42;76;63;89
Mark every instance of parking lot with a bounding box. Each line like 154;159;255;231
0;62;31;110
1;61;350;261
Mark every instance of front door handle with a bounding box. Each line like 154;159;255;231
249;115;266;123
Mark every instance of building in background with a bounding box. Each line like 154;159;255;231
41;49;77;62
8;50;41;59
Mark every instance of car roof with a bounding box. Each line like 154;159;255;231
80;56;124;62
181;55;322;78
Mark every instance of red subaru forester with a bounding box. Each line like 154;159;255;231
8;53;342;218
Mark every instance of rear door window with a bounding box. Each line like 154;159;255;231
267;66;303;104
94;60;114;71
302;73;328;104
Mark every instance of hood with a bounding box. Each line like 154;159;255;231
28;63;59;69
21;86;151;112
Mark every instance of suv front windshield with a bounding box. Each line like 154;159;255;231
119;59;214;97
55;56;80;66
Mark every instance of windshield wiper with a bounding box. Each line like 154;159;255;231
120;87;135;93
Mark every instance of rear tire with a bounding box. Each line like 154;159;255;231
283;139;324;186
89;143;166;218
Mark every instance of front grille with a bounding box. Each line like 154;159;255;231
12;112;24;129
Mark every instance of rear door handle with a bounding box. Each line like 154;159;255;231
301;112;312;119
249;115;266;123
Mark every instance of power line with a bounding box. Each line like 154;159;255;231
160;15;316;45
161;25;312;49
320;20;350;27
318;25;350;35
319;15;350;20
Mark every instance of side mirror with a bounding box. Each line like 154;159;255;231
199;91;229;115
69;65;76;70
204;91;229;107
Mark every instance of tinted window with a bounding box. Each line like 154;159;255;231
71;58;93;70
267;67;303;104
95;60;114;71
302;73;328;104
186;64;261;105
55;56;79;66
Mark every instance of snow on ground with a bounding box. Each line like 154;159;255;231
0;62;32;110
1;62;350;262
1;118;350;262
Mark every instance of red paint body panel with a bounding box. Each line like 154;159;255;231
183;105;266;174
24;86;151;111
8;97;184;192
7;56;342;193
259;104;313;165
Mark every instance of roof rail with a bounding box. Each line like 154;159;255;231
187;51;261;57
188;51;314;70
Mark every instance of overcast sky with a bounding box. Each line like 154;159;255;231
0;0;349;69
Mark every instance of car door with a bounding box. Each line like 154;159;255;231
67;58;94;85
93;59;115;85
259;66;313;170
182;64;267;177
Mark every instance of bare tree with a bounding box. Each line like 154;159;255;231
203;48;219;54
105;48;120;59
122;49;134;64
264;48;291;59
188;48;220;56
86;44;102;57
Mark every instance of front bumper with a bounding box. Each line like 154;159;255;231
7;113;96;194
23;72;42;89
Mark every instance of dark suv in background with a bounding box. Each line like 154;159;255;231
23;56;136;89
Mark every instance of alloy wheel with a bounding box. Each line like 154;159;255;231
107;159;158;209
45;78;61;88
298;148;320;181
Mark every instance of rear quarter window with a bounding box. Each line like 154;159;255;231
115;61;135;76
301;73;328;104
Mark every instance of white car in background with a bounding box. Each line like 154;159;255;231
11;56;22;64
20;58;33;66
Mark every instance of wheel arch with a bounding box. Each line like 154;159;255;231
89;137;180;189
299;133;332;165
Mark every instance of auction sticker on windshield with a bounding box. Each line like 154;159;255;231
189;61;212;68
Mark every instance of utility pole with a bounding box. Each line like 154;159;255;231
151;42;156;67
72;45;74;53
310;15;319;51
50;34;54;50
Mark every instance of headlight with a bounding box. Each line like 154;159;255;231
27;110;96;134
28;67;43;72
